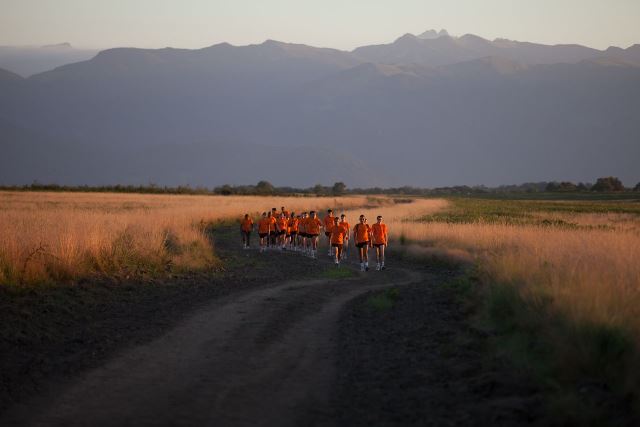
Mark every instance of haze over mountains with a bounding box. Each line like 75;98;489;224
0;43;99;77
1;30;639;187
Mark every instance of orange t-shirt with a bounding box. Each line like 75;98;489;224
330;225;347;245
282;210;290;218
339;220;350;236
241;218;253;232
288;217;299;232
307;217;322;234
276;218;288;232
258;218;272;233
371;223;388;245
353;223;371;244
324;215;336;232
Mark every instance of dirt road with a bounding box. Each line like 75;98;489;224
5;248;434;426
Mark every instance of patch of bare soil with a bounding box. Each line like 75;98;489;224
334;267;543;426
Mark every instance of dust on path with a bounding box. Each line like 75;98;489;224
4;249;430;426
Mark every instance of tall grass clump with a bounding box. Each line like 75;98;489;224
397;198;640;419
0;191;369;285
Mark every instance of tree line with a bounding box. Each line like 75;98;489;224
1;177;638;196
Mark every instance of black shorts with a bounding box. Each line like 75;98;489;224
308;233;319;238
259;233;268;238
325;231;331;237
331;243;343;249
356;241;370;249
373;243;385;247
290;231;298;236
278;230;286;235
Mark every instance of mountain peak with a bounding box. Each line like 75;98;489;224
261;39;288;47
394;33;420;44
417;29;449;40
458;33;490;44
201;42;233;50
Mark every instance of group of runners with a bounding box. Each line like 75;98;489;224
239;207;388;271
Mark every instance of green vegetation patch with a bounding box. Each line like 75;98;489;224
366;287;399;312
320;267;356;280
419;197;640;227
477;280;640;423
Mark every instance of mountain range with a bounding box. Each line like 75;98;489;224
1;31;639;187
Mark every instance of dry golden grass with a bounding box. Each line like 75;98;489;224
339;198;450;235
0;191;368;285
354;196;640;406
362;198;638;334
4;190;639;337
340;197;640;337
400;222;640;329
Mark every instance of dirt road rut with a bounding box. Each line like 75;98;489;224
9;260;423;427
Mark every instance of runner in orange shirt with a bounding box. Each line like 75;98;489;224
270;208;278;246
323;209;336;256
257;212;271;253
288;212;299;251
339;213;350;260
276;213;288;250
281;206;290;219
298;212;308;254
330;217;348;266
266;211;277;249
371;215;389;270
240;213;254;249
297;214;304;250
353;214;372;271
307;211;323;258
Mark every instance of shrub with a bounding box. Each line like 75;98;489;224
255;180;275;195
591;176;625;192
546;182;578;192
332;182;347;196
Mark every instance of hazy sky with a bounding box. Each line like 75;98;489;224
2;0;640;50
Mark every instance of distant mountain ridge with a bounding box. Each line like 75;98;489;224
1;31;639;187
352;31;640;67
